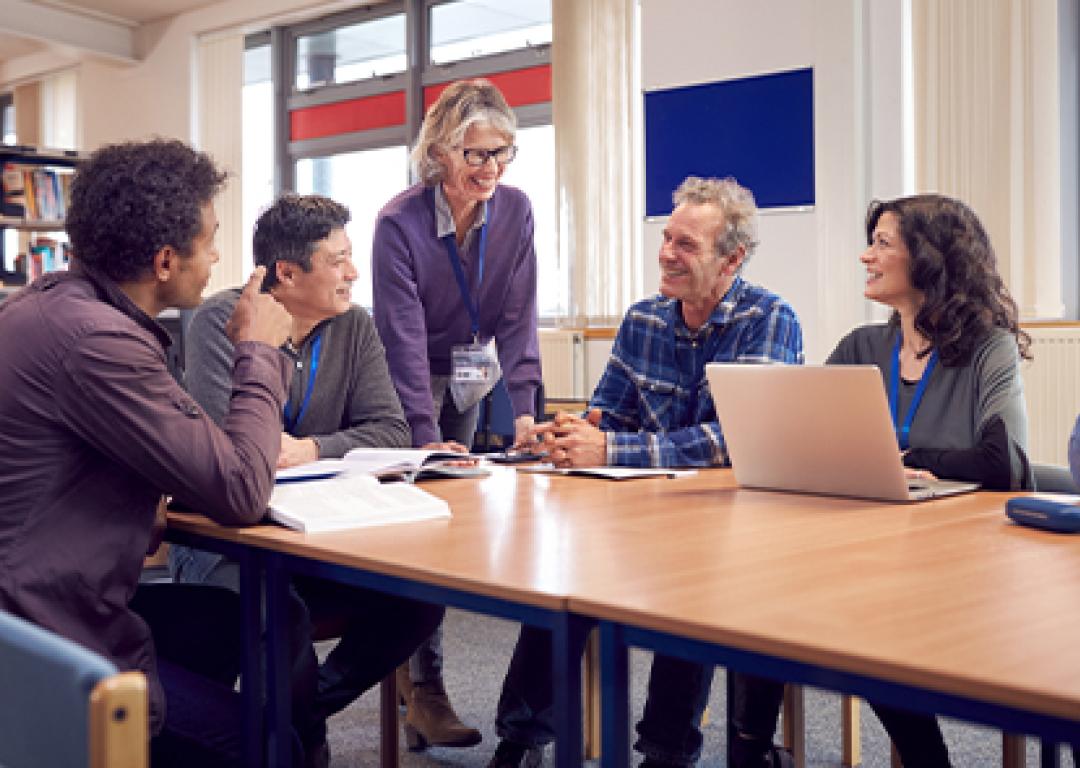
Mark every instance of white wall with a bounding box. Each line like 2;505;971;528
640;0;908;361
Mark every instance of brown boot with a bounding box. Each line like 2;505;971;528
395;663;412;708
401;672;482;750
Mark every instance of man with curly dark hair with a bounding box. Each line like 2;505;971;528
171;193;444;767
0;138;294;767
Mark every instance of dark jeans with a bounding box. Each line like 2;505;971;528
289;575;444;749
495;625;712;766
131;583;256;768
730;674;952;767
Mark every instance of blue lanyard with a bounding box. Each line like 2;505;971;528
283;332;322;432
888;334;938;451
442;215;489;340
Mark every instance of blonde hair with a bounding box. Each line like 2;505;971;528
673;176;760;261
411;79;517;184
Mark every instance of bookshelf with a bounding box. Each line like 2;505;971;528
0;145;83;287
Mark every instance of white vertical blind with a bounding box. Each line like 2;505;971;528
912;0;1062;319
552;0;640;326
196;31;245;297
40;68;77;151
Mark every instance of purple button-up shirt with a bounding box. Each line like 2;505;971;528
0;265;290;733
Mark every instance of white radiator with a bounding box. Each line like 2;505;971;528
1021;326;1080;465
539;329;586;400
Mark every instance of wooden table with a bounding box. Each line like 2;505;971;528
167;467;600;768
168;468;1080;767
554;470;1080;766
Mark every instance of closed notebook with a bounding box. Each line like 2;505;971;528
269;473;451;533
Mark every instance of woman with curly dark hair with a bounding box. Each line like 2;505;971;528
829;194;1032;493
728;194;1034;768
824;194;1033;766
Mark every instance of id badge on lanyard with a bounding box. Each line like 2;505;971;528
889;334;938;451
452;337;499;383
443;207;501;411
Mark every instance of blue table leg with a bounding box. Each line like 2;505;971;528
1041;739;1061;768
600;621;630;768
266;554;292;767
552;613;593;768
238;547;265;767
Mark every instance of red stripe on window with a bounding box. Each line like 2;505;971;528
423;64;551;111
289;91;406;142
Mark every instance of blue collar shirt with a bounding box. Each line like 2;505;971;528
594;276;804;467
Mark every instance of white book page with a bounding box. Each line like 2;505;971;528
342;447;467;476
269;474;451;533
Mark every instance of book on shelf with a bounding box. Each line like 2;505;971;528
0;162;73;222
268;472;451;533
2;163;25;217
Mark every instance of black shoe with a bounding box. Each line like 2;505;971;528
487;740;528;768
767;747;794;768
303;740;330;768
731;742;794;768
486;739;543;768
639;759;681;768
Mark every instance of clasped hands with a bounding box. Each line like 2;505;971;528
515;408;607;468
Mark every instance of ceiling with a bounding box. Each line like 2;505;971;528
0;32;48;60
32;0;220;26
0;0;228;70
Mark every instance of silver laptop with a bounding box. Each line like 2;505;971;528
705;363;980;502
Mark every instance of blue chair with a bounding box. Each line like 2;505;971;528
474;380;546;452
0;609;148;768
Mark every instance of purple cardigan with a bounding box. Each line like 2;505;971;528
372;183;541;446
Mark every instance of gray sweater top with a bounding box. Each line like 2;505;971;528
185;288;410;455
827;323;1031;489
169;288;410;584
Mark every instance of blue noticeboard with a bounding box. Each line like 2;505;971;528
644;68;815;216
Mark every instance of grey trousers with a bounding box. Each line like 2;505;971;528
406;375;480;683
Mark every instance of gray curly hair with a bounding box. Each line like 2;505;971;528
673;176;759;262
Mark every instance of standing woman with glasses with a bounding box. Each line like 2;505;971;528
372;79;542;752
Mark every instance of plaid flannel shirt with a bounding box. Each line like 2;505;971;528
592;277;804;467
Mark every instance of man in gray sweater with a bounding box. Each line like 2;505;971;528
169;194;443;768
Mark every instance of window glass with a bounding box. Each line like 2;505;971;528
242;44;274;277
294;145;410;308
295;14;406;90
500;123;563;316
1;97;14;144
430;0;551;65
1;96;14;264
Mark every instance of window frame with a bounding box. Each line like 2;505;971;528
262;0;557;314
269;0;552;190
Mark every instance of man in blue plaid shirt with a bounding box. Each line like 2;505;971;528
487;177;804;768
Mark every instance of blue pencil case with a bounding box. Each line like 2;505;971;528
1006;495;1080;533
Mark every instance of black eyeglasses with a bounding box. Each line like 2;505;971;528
460;145;518;167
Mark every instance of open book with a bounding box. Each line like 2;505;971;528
275;449;490;484
339;447;490;481
269;473;451;533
